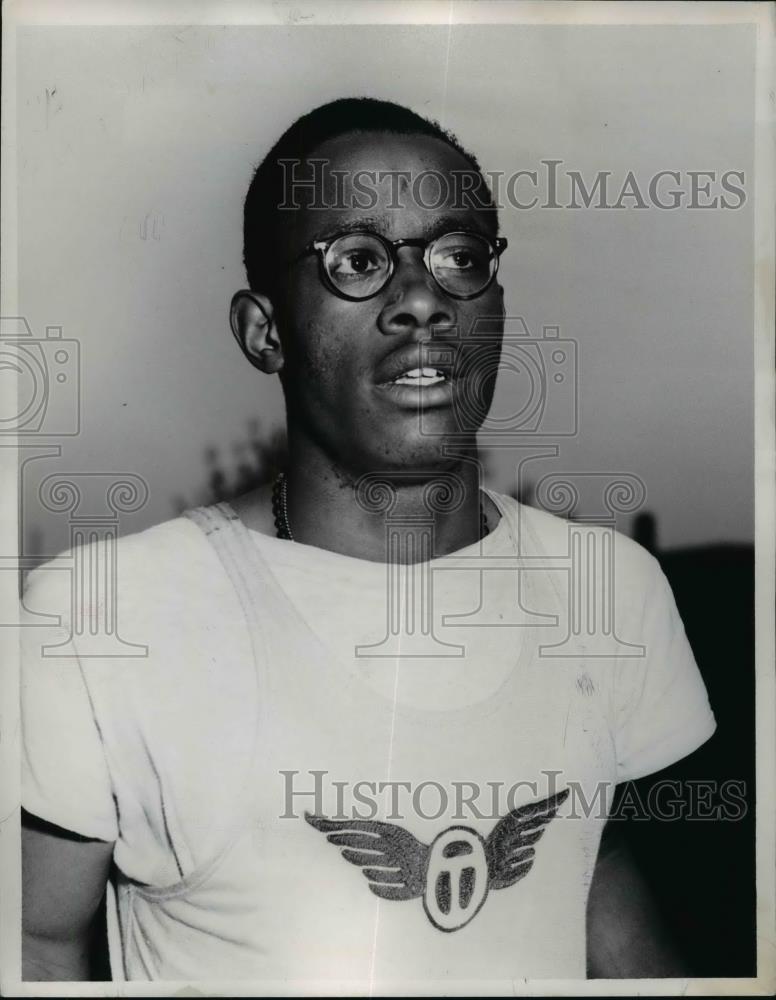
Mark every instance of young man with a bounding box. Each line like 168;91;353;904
21;98;716;985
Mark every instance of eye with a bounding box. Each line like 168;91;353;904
325;235;389;284
445;249;475;269
434;245;488;271
335;249;381;276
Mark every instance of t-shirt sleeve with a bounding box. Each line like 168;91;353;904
614;554;716;783
20;564;118;842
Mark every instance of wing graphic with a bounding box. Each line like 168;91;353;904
485;787;570;890
305;811;429;900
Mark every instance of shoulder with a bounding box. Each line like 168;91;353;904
23;510;225;617
21;507;254;714
489;490;661;589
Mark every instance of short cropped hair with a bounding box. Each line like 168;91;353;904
243;96;498;295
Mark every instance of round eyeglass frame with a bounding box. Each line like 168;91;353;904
290;229;508;302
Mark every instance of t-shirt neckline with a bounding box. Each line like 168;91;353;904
216;488;543;725
233;486;508;568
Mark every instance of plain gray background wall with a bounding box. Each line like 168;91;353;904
14;23;755;560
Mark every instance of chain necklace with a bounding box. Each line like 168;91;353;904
271;473;489;542
271;472;295;541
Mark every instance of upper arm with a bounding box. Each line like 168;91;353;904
614;553;716;784
22;812;114;980
586;819;689;979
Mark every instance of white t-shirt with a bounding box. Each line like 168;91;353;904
20;491;716;988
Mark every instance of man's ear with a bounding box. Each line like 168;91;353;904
229;290;284;374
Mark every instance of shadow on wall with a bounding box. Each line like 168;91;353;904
171;418;288;513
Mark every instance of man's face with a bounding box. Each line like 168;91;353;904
271;130;505;476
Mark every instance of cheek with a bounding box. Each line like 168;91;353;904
460;288;504;336
278;288;340;374
455;298;504;417
282;309;361;404
457;297;504;368
289;327;343;397
279;284;377;391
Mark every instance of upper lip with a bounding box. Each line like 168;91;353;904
375;342;458;385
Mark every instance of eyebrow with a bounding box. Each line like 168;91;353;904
314;213;493;244
314;216;388;241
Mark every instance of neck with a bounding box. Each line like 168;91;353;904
282;434;486;563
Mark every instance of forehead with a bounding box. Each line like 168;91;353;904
281;130;493;248
319;130;471;179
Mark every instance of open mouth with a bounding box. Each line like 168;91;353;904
390;367;447;387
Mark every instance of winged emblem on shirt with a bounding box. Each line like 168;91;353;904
305;787;569;932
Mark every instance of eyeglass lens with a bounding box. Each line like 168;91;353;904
322;232;496;299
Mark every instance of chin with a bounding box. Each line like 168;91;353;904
371;426;478;475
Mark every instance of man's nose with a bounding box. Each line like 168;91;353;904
377;250;455;336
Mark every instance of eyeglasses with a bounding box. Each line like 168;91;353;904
290;230;508;302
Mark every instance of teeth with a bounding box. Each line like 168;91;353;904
392;367;446;386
